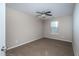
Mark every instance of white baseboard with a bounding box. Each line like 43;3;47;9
7;38;41;50
44;37;72;43
7;37;72;50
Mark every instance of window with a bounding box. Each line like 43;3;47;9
51;20;58;33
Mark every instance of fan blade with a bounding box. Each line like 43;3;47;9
45;13;52;16
45;11;51;13
36;12;43;14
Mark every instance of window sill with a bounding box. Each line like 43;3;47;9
50;33;59;35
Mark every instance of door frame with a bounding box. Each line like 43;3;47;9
0;3;6;56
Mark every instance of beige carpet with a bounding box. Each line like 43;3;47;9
6;38;74;56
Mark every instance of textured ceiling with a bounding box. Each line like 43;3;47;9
6;3;75;17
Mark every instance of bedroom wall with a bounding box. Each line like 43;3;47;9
6;7;43;50
73;4;79;56
44;16;73;42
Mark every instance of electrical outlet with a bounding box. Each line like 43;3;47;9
16;40;18;43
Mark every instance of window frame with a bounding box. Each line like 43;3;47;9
50;19;59;34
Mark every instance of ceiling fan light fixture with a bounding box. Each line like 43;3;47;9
36;10;52;18
41;14;46;17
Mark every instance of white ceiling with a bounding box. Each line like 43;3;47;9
6;3;75;17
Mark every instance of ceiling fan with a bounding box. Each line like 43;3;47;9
36;11;52;17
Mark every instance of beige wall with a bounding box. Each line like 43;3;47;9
6;8;43;49
73;4;79;56
44;16;73;42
